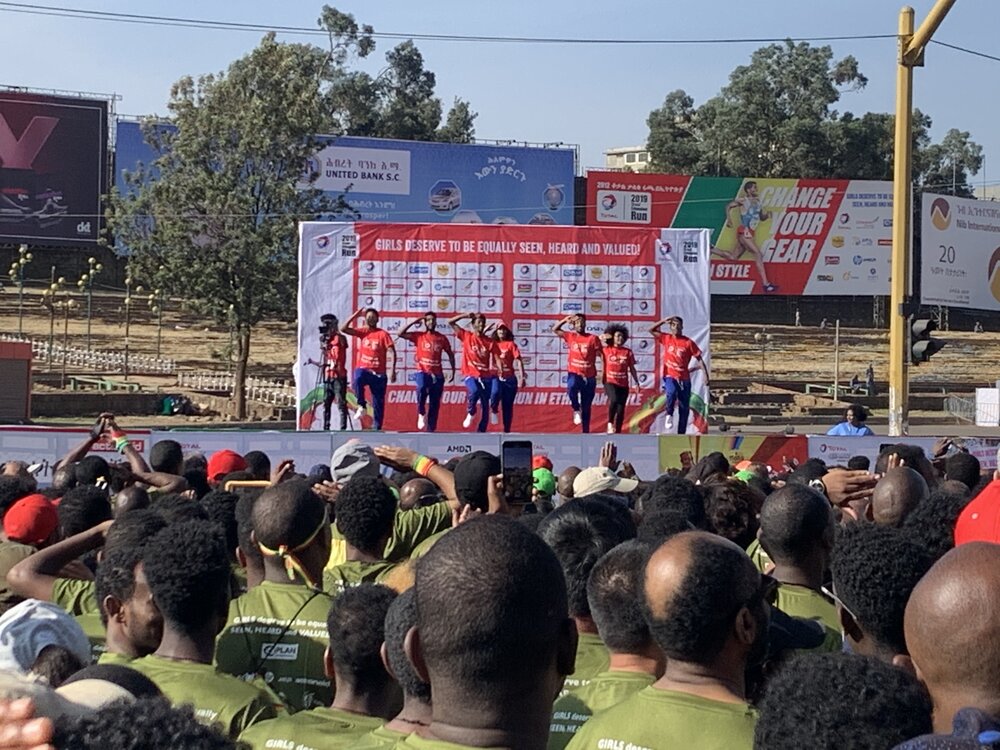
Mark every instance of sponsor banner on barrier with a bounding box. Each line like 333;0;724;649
150;431;334;475
0;427;149;486
660;434;808;473
586;171;892;296
296;222;711;434
921;193;1000;311
806;435;939;471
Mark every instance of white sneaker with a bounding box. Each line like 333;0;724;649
490;411;498;425
573;411;582;426
607;423;615;434
663;414;674;434
417;414;426;430
353;405;365;421
463;413;474;429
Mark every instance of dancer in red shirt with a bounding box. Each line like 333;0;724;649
488;322;526;433
449;312;497;432
599;323;641;434
649;315;709;434
342;307;396;430
398;312;455;432
553;313;602;433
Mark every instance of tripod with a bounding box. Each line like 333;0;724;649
309;334;355;431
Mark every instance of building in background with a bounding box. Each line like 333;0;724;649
604;146;650;172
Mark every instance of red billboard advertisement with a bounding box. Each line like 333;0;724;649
0;91;108;246
586;171;893;296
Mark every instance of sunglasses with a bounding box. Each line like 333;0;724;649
821;584;858;622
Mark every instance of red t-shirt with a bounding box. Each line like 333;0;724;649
658;333;702;380
493;340;522;379
562;331;602;378
323;334;348;379
456;328;495;378
400;331;453;376
351;328;394;373
602;345;636;388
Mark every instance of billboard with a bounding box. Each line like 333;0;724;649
0;91;108;246
309;136;575;225
921;193;1000;311
114;119;175;197
295;222;710;433
586;171;894;295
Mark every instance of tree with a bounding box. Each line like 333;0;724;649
646;90;703;174
919;127;984;197
437;98;478;144
107;34;336;418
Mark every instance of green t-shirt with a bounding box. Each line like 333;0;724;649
396;733;505;750
410;529;449;559
129;654;276;737
326;505;453;570
97;651;135;667
559;633;610;698
323;560;398;595
215;581;333;713
565;686;757;750
0;541;33;615
350;723;409;749
745;538;772;574
52;577;100;616
74;611;105;662
548;670;655;750
237;706;383;750
774;583;843;653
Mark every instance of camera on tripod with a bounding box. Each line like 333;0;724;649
319;314;338;339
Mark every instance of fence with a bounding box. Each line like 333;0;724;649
945;394;976;424
0;334;176;375
176;371;296;407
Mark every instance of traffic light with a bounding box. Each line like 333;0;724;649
910;317;945;364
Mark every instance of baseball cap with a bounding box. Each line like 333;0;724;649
3;493;57;546
330;439;380;483
573;466;639;498
954;479;1000;546
0;599;91;674
207;449;247;481
532;455;553;471
533;468;556;497
453;451;501;511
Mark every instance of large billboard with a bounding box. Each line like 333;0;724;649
586;171;893;296
296;222;710;433
309;136;575;225
114;119;174;197
921;193;1000;311
0;91;108;246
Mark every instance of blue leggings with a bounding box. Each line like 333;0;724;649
490;376;518;433
464;375;495;432
567;373;597;433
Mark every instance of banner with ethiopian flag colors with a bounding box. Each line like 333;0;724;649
587;171;893;296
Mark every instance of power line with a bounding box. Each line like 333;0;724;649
930;39;1000;64
0;2;896;45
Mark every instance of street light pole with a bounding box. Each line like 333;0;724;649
8;245;33;337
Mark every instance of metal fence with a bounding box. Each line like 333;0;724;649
176;371;296;407
945;394;977;424
0;334;176;375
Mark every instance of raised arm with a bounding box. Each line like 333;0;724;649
340;307;365;337
397;317;421;338
7;521;112;602
649;318;669;336
552;315;574;338
448;313;470;332
55;414;111;469
374;446;460;511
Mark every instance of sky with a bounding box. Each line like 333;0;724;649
0;0;997;186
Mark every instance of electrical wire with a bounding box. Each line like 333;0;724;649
929;39;1000;64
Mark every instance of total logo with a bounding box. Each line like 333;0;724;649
853;255;876;266
838;213;850;226
315;235;330;249
601;194;617;211
657;240;672;258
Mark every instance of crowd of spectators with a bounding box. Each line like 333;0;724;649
0;414;996;749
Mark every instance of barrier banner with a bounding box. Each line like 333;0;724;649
296;223;710;434
0;427;150;486
806;435;938;471
586;171;892;296
659;434;808;473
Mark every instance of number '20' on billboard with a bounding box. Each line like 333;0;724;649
0;91;108;247
307;136;575;226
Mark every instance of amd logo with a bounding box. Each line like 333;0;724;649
446;445;472;454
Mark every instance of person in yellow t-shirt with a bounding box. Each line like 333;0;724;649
567;532;765;750
323;477;400;594
237;584;401;750
396;516;576;750
757;484;841;652
538;500;635;698
548;540;664;750
216;480;334;713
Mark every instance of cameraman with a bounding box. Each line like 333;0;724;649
312;314;349;431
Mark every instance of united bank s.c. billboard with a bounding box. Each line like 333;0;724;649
0;91;108;246
586;170;893;296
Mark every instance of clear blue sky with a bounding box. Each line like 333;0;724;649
1;0;997;185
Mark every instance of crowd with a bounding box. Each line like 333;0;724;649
0;414;995;748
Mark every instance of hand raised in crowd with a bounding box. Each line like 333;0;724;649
599;441;619;471
311;480;340;504
487;474;514;516
270;458;296;486
451;503;481;528
821;469;878;506
373;445;418;472
0;698;54;750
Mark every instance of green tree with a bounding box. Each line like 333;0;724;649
646;90;703;174
108;34;335;418
919;127;984;197
437;98;478;144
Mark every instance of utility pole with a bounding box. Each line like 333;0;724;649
889;0;957;436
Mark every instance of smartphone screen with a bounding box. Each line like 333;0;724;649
502;440;533;505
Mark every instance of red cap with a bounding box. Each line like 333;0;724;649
532;455;553;471
207;449;247;481
955;479;1000;546
3;494;58;546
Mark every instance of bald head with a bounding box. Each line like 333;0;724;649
557;467;581;499
643;531;760;665
905;543;1000;710
872;468;928;526
399;478;438;511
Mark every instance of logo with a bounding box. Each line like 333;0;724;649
824;256;840;266
989;247;1000;303
682;240;699;263
831;236;845;248
842;272;859;281
815;274;834;282
446;445;472;454
869;268;878;277
853;255;876;266
877;238;892;246
853;237;873;247
408;263;429;274
930;197;951;230
657;240;672;258
339;234;357;257
412;280;424;291
883;218;893;227
262;643;299;661
75;221;91;235
601;194;617;211
436;299;449;310
838;213;850;226
0;114;58;169
316;235;330;249
590;302;603;312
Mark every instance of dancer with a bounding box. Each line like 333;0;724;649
649;315;709;434
449;313;496;432
553;313;602;433
397;312;455;432
489;322;526;433
342;307;396;430
306;313;349;431
600;323;641;434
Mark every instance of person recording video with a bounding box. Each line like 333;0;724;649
307;314;349;431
